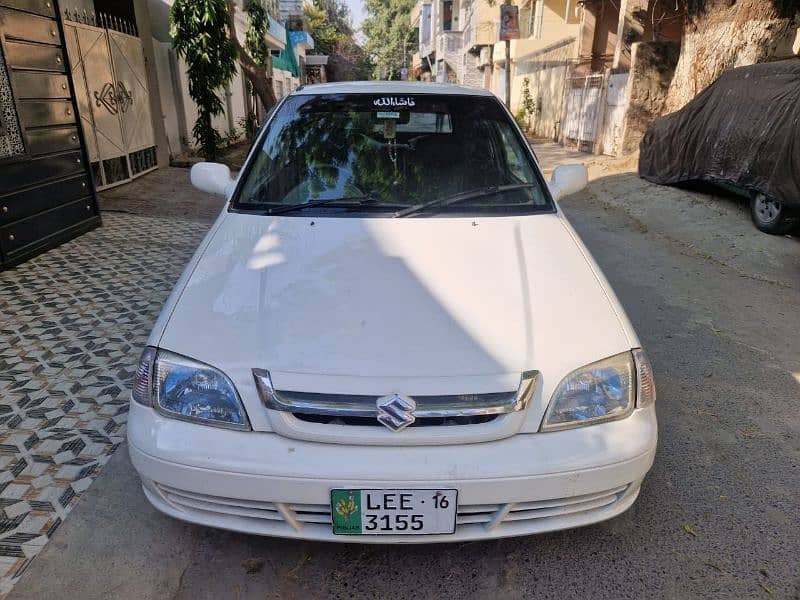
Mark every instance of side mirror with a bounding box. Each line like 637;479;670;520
191;162;234;197
549;164;588;201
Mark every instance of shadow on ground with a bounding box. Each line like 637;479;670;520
6;170;800;600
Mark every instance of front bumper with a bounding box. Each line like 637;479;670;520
128;402;657;542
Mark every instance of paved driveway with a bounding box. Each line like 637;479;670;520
3;162;799;599
0;169;220;596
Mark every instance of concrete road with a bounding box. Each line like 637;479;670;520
10;172;799;600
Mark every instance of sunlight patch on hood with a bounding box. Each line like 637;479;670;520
248;233;286;270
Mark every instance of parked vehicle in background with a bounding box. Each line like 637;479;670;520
639;59;800;235
128;82;657;542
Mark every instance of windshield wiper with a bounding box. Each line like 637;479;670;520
267;195;387;215
393;184;539;218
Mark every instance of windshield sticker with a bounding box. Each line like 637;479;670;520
376;111;401;119
373;97;416;108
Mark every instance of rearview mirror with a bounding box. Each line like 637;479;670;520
549;164;588;201
191;162;234;197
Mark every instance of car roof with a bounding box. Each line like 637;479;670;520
292;81;495;97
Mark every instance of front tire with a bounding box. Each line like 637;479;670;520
750;193;795;235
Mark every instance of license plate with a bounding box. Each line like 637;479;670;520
330;489;458;535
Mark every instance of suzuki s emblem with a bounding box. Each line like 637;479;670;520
376;394;416;432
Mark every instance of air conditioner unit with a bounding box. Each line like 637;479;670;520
478;46;492;68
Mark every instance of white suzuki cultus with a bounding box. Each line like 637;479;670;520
129;82;657;541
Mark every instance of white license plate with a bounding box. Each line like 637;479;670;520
330;489;458;535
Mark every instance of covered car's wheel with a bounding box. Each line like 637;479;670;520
750;193;795;235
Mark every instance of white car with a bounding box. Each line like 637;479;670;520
128;82;657;542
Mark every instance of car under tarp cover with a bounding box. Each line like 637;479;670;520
639;59;800;207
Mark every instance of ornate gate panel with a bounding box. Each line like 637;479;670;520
63;14;155;189
64;23;124;166
562;74;604;153
108;30;154;155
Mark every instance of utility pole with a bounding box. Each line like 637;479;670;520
499;0;518;110
504;37;511;109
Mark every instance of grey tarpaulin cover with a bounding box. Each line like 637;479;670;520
638;59;800;206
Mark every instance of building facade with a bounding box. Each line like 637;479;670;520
491;0;580;140
413;0;494;88
412;0;685;155
560;0;683;153
412;0;580;141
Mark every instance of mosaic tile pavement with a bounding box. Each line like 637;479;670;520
0;209;214;596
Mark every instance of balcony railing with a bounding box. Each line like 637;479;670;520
266;15;286;46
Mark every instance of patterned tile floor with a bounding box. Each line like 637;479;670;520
0;175;220;596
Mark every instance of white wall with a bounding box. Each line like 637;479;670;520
227;67;248;136
273;68;297;100
152;40;182;156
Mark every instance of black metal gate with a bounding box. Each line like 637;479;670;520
0;0;100;269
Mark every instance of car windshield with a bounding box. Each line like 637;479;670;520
234;93;552;216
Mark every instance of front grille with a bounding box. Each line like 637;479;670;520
293;407;499;427
252;369;539;426
157;483;630;533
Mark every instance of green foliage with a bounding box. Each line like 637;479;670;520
304;0;372;81
170;0;237;159
521;77;537;115
352;48;375;81
362;0;417;80
513;108;527;130
224;126;240;146
238;114;259;141
303;0;350;57
514;77;539;132
244;0;270;67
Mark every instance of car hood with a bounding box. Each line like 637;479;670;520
157;212;634;427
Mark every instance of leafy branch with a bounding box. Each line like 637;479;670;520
170;0;237;159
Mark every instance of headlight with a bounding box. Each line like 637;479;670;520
541;351;640;431
131;347;250;430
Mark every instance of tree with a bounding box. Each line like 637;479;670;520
242;0;274;135
304;0;373;81
362;0;418;79
224;0;278;117
663;0;799;112
170;0;277;158
303;0;348;56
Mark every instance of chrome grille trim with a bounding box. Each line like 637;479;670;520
252;369;539;420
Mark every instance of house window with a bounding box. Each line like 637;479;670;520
421;3;431;45
442;0;453;31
